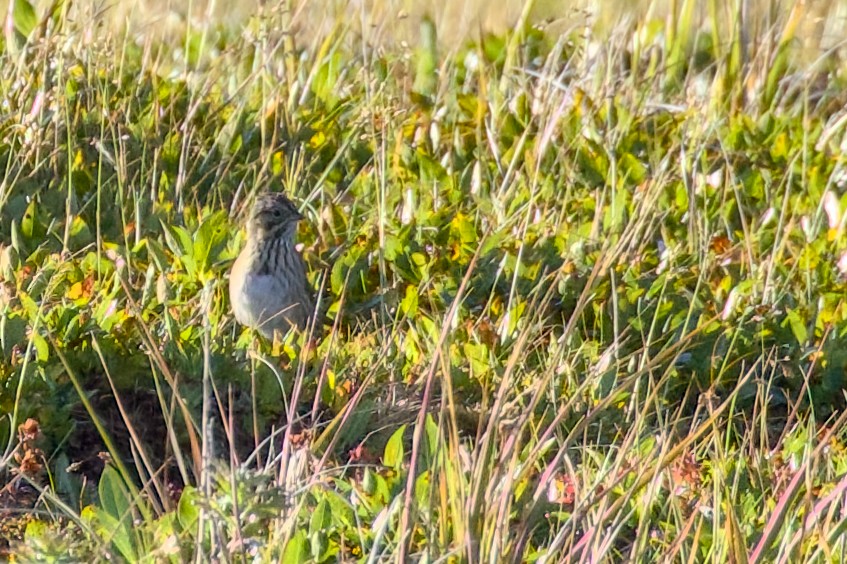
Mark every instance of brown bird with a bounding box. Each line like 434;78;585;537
229;192;314;339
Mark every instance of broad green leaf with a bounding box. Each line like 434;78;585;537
31;333;48;361
362;468;376;494
98;466;132;523
12;0;37;38
94;508;136;562
10;219;24;255
464;341;491;377
784;308;808;345
330;258;346;295
604;187;630;233
311;531;329;562
177;485;200;530
619;152;646;184
96;466;138;561
272;151;284;176
24;519;48;541
161;222;193;259
309;498;331;535
145;238;169;272
482;33;506;64
414;470;431;507
20;200;39;240
282;529;309;564
373;472;392;505
417;150;447;183
400;285;419;316
192;210;228;273
480;230;507;256
424;413;439;463
330;247;364;296
383;234;402;262
383;424;406;470
412;18;437;99
451;213;478;245
312;52;343;107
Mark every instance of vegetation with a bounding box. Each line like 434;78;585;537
2;0;847;560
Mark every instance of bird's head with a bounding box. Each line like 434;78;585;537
248;193;304;240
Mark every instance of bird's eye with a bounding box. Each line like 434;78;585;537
273;210;281;217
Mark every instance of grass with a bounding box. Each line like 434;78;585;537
3;0;847;561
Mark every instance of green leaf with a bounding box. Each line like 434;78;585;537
67;215;93;248
412;18;438;100
161;222;193;257
96;466;137;560
145;238;169;272
400;285;419;316
362;468;376;494
94;508;137;562
480;230;507;256
20;200;39;240
31;333;48;362
383;234;402;262
417;150;447;183
784;308;808;345
383;424;406;470
323;488;355;527
192;210;228;274
10;219;24;255
177;485;200;530
463;342;489;377
604;187;631;233
482;33;506;64
414;470;431;507
309;498;331;535
619;152;646;184
24;519;49;541
282;530;309;564
311;531;329;562
373;472;392;505
451;213;478;245
330;258;346;295
99;466;132;523
424;413;439;464
12;0;37;38
312;52;343;107
330;246;366;296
